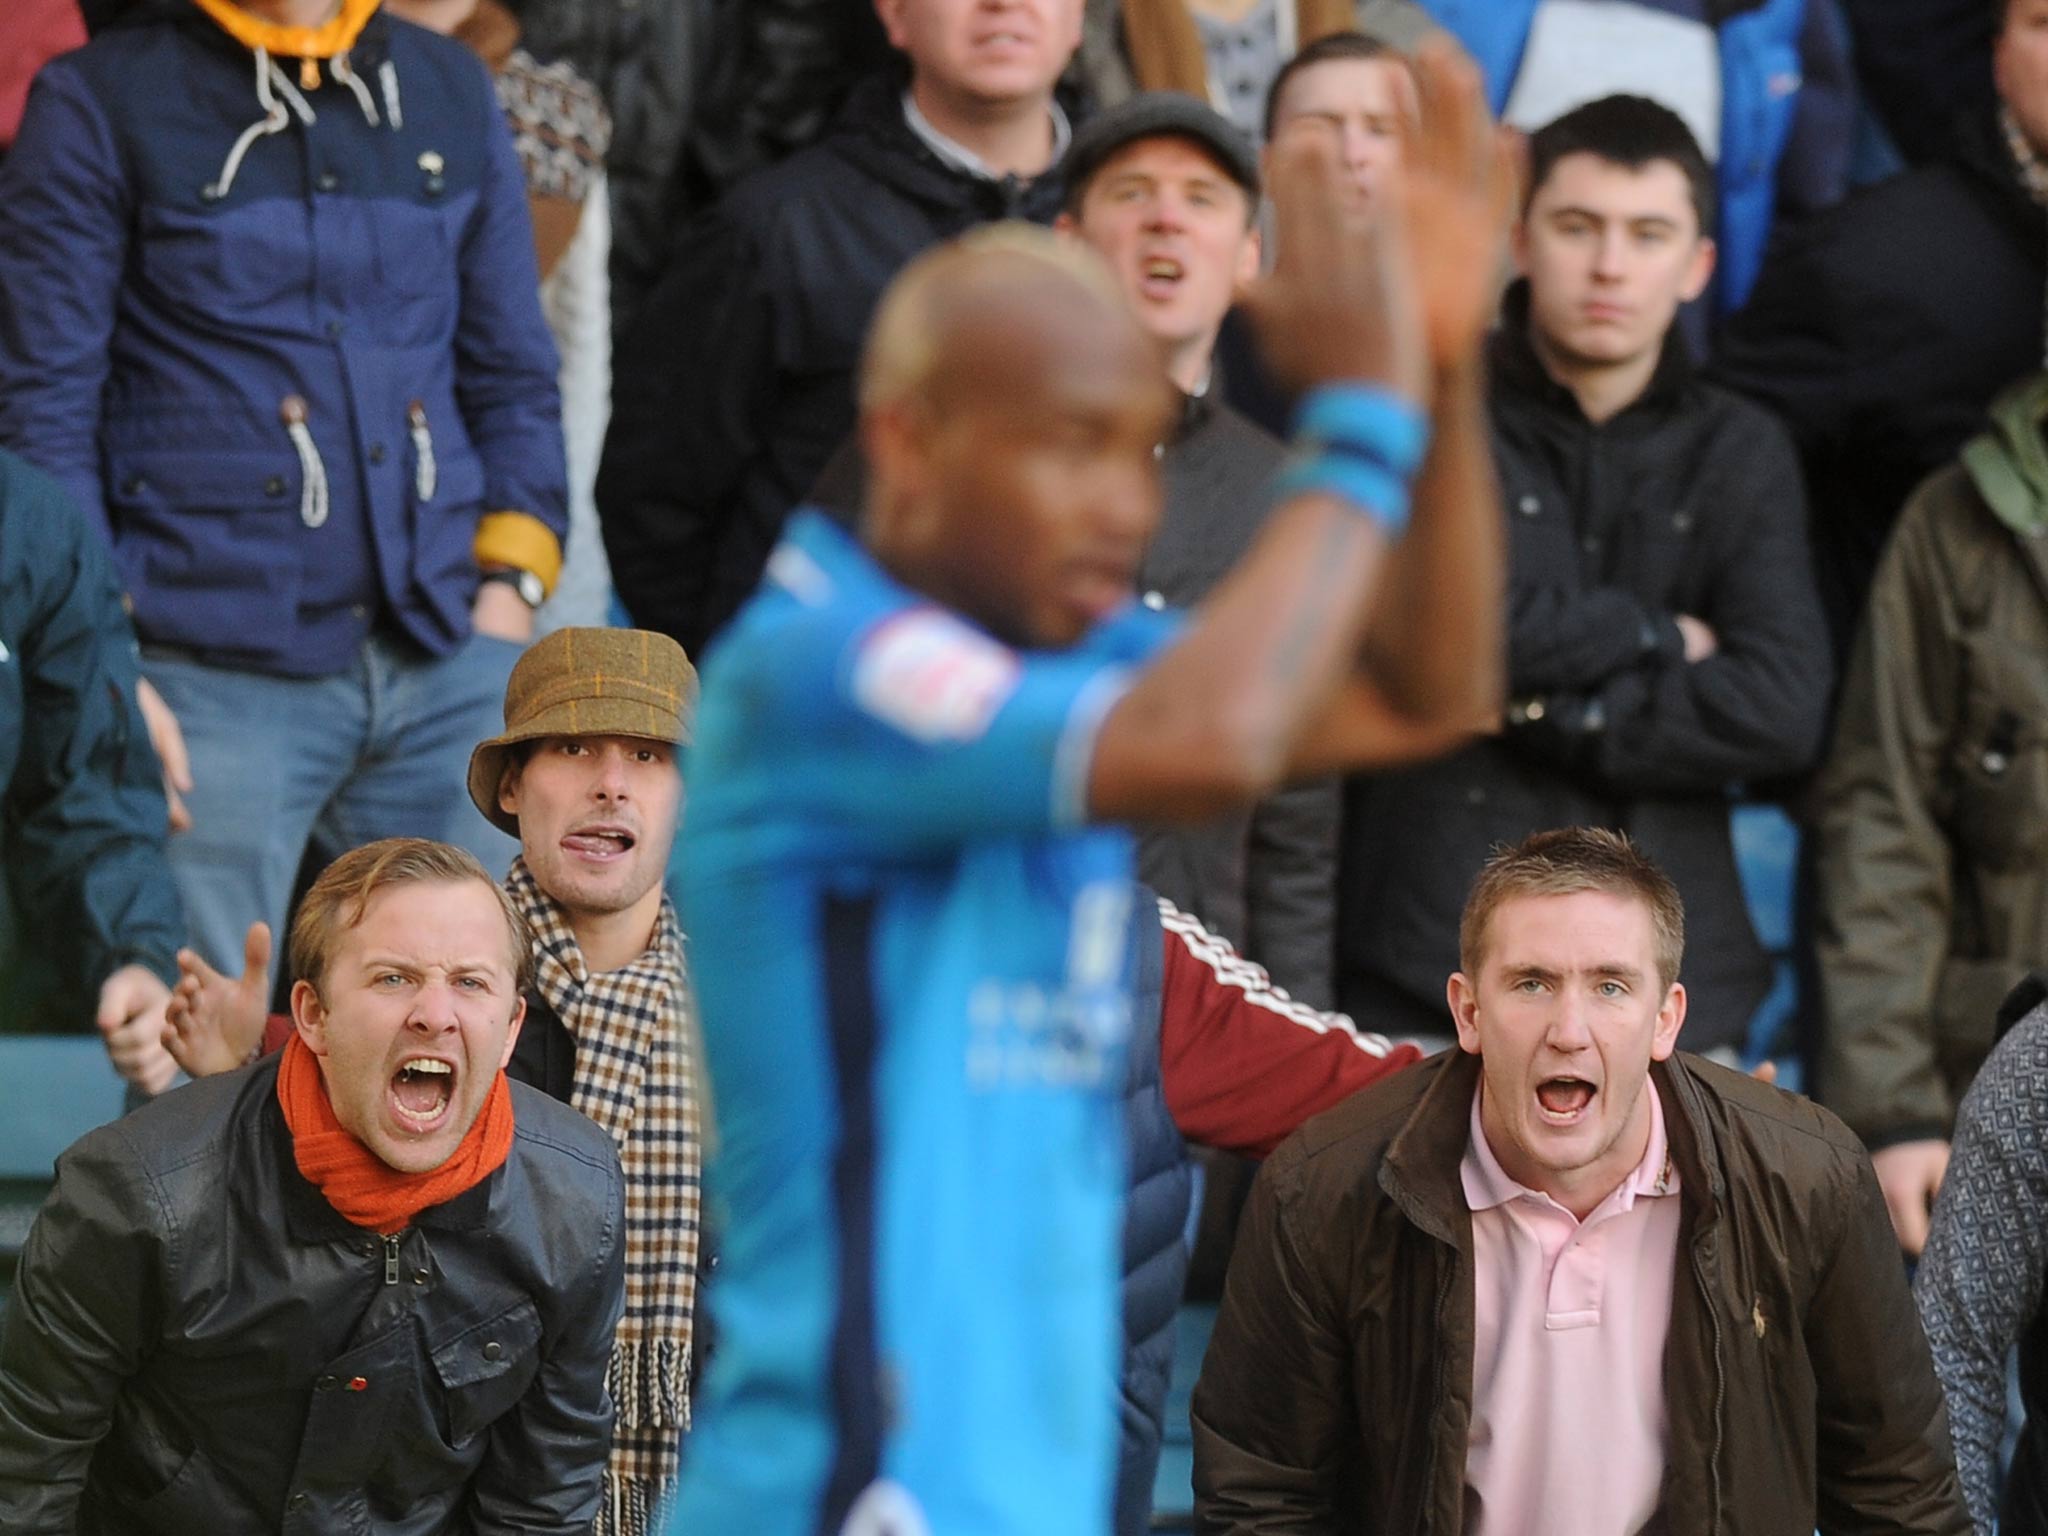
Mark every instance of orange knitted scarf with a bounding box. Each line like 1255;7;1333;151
275;1033;515;1233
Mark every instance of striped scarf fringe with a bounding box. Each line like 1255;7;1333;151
505;860;700;1536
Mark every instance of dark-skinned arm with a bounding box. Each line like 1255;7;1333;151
1090;491;1404;822
1091;44;1510;821
1354;353;1505;725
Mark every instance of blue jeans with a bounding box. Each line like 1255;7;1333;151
141;630;521;983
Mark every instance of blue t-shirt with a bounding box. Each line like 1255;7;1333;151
667;513;1179;1535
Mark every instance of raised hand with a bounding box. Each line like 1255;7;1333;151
163;921;273;1078
1246;100;1427;404
1396;36;1520;370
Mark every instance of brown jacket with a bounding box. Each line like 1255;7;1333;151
1192;1050;1968;1535
1817;375;2048;1150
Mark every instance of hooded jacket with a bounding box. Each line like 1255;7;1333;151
0;1056;625;1535
0;0;567;677
1713;107;2048;651
596;72;1069;659
1193;1048;1970;1534
1337;294;1833;1052
1816;374;2048;1152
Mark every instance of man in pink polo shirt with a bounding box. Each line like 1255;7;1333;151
1193;826;1969;1535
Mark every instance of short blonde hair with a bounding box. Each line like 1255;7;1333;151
859;221;1134;412
1458;827;1685;990
289;838;532;997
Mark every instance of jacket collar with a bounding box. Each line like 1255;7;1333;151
1944;104;2048;242
900;87;1072;183
829;73;1070;221
1380;1049;1725;1243
1489;279;1695;425
265;1068;499;1247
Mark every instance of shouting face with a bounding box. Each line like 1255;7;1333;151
1062;134;1260;389
1448;887;1684;1218
291;878;526;1175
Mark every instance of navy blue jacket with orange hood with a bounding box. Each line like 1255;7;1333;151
0;0;567;677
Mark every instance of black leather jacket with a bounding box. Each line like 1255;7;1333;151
0;1059;625;1534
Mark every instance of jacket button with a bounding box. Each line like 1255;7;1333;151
482;1341;503;1361
413;1267;430;1285
265;475;287;497
1672;510;1695;533
1581;535;1601;554
288;1492;308;1511
314;1374;337;1392
368;442;387;465
1517;494;1540;516
315;171;338;192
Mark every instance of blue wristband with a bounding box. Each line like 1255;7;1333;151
1292;384;1431;477
1279;383;1431;534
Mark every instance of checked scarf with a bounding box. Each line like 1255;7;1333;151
504;860;700;1536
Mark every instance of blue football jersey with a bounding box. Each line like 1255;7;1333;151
666;512;1178;1535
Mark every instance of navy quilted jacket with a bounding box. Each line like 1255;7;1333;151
0;1;566;676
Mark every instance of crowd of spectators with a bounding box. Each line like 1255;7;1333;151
3;0;2048;1530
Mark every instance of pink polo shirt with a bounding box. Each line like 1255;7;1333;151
1460;1081;1682;1536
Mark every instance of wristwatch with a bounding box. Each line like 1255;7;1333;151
479;566;544;608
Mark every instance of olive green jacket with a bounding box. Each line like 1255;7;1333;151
1818;373;2048;1147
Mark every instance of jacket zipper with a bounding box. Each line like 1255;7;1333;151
1420;1248;1456;1533
1693;1238;1724;1529
383;1233;401;1286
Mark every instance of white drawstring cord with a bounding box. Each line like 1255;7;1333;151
267;58;317;126
408;401;436;501
282;395;330;528
330;51;379;126
206;47;290;200
378;58;404;130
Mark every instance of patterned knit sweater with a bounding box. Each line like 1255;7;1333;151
1917;999;2048;1534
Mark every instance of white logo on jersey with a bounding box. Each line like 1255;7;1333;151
852;610;1020;745
839;1479;933;1536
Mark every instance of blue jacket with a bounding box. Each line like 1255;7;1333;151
0;2;566;677
1117;889;1195;1536
1420;0;1853;313
0;449;182;995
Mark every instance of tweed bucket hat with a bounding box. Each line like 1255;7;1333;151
467;627;697;836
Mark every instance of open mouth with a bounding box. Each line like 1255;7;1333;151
1138;256;1185;299
1535;1076;1596;1124
562;826;636;862
390;1057;455;1131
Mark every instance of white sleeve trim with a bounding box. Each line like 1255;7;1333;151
1051;665;1134;829
1156;896;1397;1056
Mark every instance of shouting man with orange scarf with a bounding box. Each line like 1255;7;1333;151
0;837;625;1535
